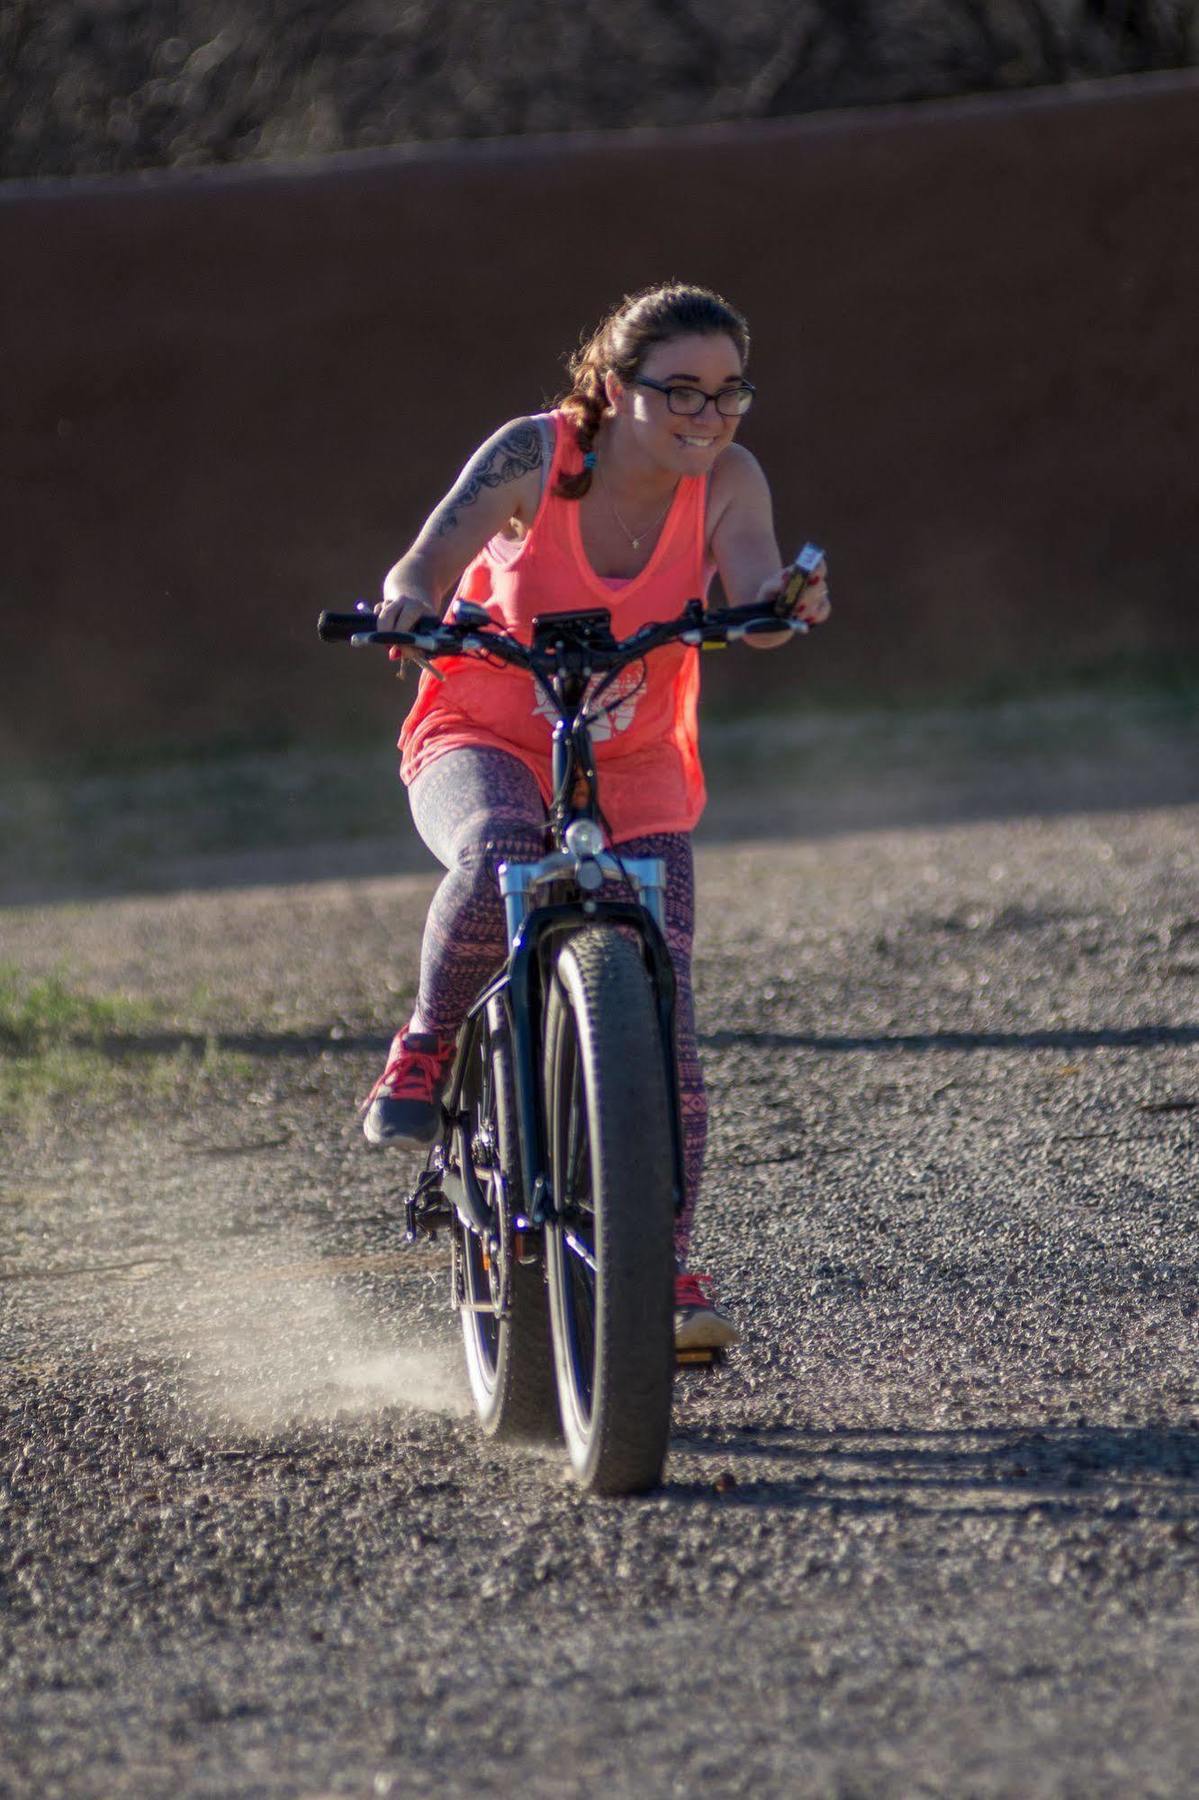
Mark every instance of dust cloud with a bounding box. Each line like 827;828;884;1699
167;1244;470;1435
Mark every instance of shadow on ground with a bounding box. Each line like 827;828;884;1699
668;1423;1199;1517
59;1022;1199;1062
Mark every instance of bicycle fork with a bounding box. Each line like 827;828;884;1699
404;858;687;1254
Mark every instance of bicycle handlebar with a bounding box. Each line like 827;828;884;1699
317;606;435;643
316;597;808;667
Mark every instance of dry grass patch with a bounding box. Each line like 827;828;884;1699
0;964;252;1124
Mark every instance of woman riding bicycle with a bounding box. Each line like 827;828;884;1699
363;281;830;1353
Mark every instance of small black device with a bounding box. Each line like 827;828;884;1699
774;541;825;617
530;608;617;654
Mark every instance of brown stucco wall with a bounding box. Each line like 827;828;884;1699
2;73;1197;760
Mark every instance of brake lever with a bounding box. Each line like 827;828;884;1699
405;649;446;681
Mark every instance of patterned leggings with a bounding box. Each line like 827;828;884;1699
407;747;707;1262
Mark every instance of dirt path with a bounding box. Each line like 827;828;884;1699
3;802;1199;1796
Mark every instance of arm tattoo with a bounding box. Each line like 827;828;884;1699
432;421;543;538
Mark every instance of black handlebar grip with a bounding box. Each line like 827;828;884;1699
318;610;378;641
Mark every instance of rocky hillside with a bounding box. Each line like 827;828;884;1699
3;0;1195;182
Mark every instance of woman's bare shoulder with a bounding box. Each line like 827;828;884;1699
706;441;771;534
462;415;547;477
415;415;550;548
442;415;549;522
709;441;769;493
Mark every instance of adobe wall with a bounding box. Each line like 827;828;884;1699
2;74;1197;760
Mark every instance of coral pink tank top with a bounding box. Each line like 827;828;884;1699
398;410;715;841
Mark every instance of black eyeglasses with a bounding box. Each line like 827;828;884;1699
633;375;756;418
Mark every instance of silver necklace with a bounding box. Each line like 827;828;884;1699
597;464;677;552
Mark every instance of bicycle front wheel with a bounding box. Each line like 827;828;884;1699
543;927;676;1494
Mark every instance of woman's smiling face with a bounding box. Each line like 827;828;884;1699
609;331;748;475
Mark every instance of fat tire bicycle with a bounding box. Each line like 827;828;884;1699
319;586;810;1493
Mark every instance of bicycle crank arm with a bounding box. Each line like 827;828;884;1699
441;1118;495;1238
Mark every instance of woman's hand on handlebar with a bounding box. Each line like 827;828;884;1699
375;588;445;685
375;591;434;634
756;557;831;625
376;544;445;636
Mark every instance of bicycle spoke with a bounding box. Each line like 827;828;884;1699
561;1228;596;1274
462;1228;499;1361
567;1252;595;1412
566;1046;591;1207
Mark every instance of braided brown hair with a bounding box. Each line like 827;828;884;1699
554;283;751;500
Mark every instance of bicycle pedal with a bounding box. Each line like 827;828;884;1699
405;1175;452;1243
676;1348;724;1369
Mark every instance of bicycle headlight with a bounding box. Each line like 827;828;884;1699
565;819;605;860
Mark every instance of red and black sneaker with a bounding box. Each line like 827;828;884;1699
362;1027;457;1147
674;1271;740;1352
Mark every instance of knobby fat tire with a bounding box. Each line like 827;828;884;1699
543;927;676;1494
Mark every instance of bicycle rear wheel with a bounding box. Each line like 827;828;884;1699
543;927;676;1494
458;1003;559;1441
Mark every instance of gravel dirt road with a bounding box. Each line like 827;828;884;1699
2;794;1198;1797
